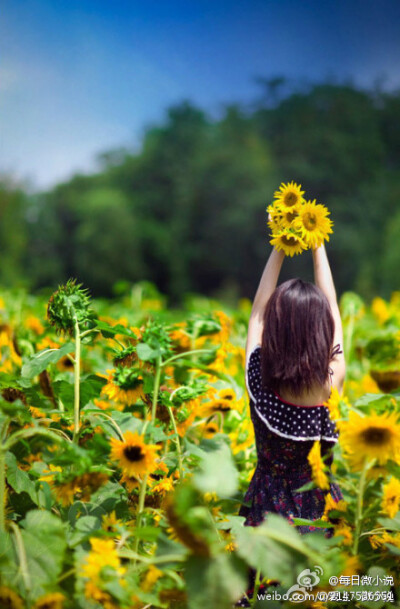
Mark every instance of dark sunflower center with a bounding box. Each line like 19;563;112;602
360;427;391;446
281;235;297;246
214;403;231;412
124;445;144;462
283;192;298;207
285;210;298;223
303;212;317;230
62;356;74;368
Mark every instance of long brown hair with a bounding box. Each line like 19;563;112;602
260;278;336;397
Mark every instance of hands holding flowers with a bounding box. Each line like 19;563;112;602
267;181;333;256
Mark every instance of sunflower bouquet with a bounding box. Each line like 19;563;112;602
267;181;333;256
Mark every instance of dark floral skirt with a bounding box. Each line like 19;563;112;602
233;467;343;607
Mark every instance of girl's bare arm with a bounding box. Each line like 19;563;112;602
246;248;285;361
312;244;346;391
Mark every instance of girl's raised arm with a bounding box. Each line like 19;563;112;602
312;244;346;392
246;247;285;361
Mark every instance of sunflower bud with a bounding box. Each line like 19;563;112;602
47;278;96;336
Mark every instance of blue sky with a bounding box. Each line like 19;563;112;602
1;0;400;191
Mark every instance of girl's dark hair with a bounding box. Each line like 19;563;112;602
261;278;336;397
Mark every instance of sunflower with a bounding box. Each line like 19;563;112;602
101;510;122;532
266;206;284;234
218;388;236;401
141;565;163;592
202;421;220;438
25;315;45;335
307;441;330;490
270;231;307;257
200;398;232;417
381;476;400;519
81;537;126;582
33;592;66;609
110;431;161;477
369;530;400;550
276;203;302;228
322;492;347;521
338;553;362;576
120;471;141;492
339;410;400;470
100;367;144;405
333;522;353;546
323;386;343;422
371;297;390;324
0;586;24;609
273;181;305;208
293;200;333;248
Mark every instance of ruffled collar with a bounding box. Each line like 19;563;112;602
251;390;339;443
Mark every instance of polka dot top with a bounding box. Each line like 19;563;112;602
246;345;339;443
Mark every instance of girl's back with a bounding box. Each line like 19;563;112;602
239;343;342;534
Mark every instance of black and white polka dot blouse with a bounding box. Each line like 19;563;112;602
245;345;339;443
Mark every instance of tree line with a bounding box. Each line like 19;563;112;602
1;78;400;305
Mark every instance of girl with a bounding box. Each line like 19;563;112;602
234;244;345;607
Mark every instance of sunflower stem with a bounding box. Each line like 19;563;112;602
133;472;148;567
166;405;183;479
0;450;5;532
0;416;10;444
73;318;81;443
352;458;370;556
251;568;262;607
161;348;212;368
134;354;163;565
150;355;162;426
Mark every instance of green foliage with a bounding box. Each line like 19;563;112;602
193;442;239;498
20;342;75;383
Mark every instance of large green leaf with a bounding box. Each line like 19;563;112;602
233;514;326;587
193;442;238;498
136;342;161;361
20;343;75;381
17;509;67;597
5;452;38;504
185;551;248;609
53;374;106;408
354;566;392;609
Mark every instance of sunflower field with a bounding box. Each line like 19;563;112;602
1;278;400;609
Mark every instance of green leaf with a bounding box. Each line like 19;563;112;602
176;358;232;381
21;343;75;380
68;515;102;546
185;552;248;609
354;394;391;408
193;442;238;498
95;319;136;338
292;517;333;528
234;513;327;586
377;512;400;531
292;480;317;492
18;509;67;597
354;565;391;609
136;342;160;361
5;452;38;504
183;438;208;459
53;374;106;409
